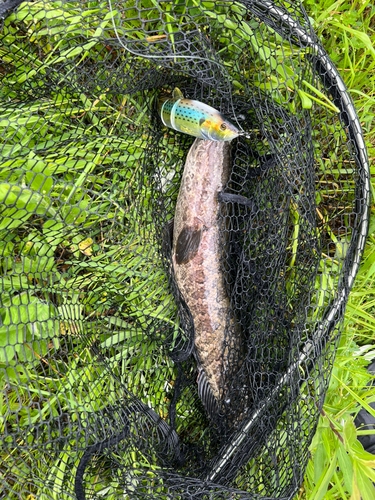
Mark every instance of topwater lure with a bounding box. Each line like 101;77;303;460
158;88;241;141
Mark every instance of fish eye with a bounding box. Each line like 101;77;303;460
220;123;227;130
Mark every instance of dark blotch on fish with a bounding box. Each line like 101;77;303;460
175;226;204;265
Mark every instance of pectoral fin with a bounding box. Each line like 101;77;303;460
163;218;174;247
218;192;258;212
175;226;203;265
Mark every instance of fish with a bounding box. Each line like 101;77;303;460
172;138;241;419
158;88;241;142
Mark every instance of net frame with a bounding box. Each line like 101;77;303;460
0;1;371;499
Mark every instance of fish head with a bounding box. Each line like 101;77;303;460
199;114;241;142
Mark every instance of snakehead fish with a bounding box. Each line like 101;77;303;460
172;138;240;417
158;88;241;142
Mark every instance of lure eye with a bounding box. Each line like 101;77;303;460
220;123;227;131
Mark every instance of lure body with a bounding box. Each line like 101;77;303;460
158;88;240;142
172;138;240;412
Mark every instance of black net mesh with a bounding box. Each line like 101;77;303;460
0;1;371;499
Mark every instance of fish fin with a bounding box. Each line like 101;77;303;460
162;218;174;248
175;226;203;265
167;218;174;246
173;87;184;100
197;368;224;422
218;192;258;212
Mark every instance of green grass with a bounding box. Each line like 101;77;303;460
0;0;374;499
297;1;375;499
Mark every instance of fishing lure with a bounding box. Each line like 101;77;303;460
158;88;241;141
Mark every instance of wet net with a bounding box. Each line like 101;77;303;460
0;1;371;499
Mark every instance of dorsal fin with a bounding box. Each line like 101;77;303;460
173;87;184;100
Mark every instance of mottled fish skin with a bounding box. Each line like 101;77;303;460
172;139;238;404
158;92;240;142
